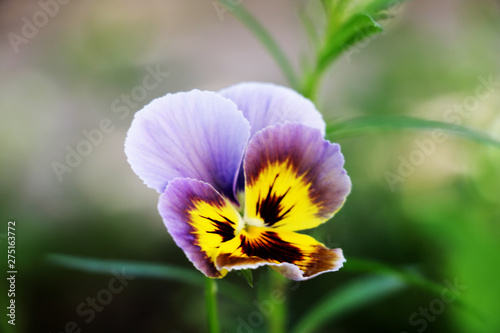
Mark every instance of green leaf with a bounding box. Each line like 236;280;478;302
318;13;383;71
363;0;407;13
46;253;250;303
343;257;443;295
301;0;407;100
327;115;500;148
217;0;298;89
291;275;406;333
343;258;483;319
301;13;384;99
47;253;204;284
347;13;384;44
238;269;254;287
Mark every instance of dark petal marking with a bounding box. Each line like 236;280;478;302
240;231;303;263
270;245;344;280
201;214;236;243
159;178;241;278
301;245;343;278
219;82;326;193
214;227;345;280
244;123;351;221
257;174;294;227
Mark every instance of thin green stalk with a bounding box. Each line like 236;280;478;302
266;270;287;333
326;115;500;148
205;277;221;333
218;0;298;89
300;19;344;101
46;254;250;304
300;1;345;100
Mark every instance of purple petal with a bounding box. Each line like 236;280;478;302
158;178;242;278
219;82;326;138
125;90;250;202
243;123;351;231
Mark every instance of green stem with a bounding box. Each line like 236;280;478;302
301;33;346;102
300;66;323;103
205;277;221;333
268;270;287;333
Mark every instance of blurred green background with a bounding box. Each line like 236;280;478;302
1;0;499;332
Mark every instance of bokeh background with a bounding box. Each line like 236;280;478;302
1;0;500;332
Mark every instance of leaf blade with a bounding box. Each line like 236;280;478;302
46;253;204;285
46;253;250;303
327;115;500;148
343;257;443;295
291;275;406;333
343;257;482;319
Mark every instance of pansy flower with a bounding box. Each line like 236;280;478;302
125;82;351;281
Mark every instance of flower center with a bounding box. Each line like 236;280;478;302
233;216;265;236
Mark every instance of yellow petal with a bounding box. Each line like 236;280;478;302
244;160;322;231
243;124;351;231
159;178;243;278
215;226;345;280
